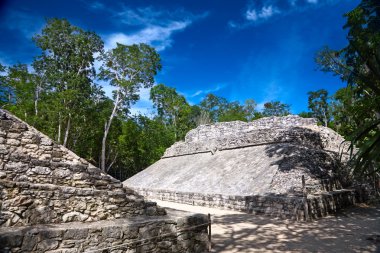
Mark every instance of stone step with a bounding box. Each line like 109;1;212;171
0;211;209;253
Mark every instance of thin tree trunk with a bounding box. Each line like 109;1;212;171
101;91;120;172
57;113;62;143
173;113;177;140
34;83;40;116
63;113;71;147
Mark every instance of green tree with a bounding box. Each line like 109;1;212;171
109;116;175;180
33;18;103;146
262;101;291;117
2;64;35;119
99;43;161;171
244;99;260;121
307;89;332;127
199;94;228;122
0;64;10;107
150;83;194;140
316;0;380;175
218;101;247;122
298;111;314;118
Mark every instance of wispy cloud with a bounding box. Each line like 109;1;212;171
105;21;190;51
230;0;340;28
1;10;44;39
187;84;226;98
103;6;208;51
246;5;280;21
89;1;105;10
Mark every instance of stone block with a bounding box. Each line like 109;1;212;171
6;139;20;146
63;228;89;240
36;239;59;251
31;166;51;175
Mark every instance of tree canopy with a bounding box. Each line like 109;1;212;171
316;0;380;176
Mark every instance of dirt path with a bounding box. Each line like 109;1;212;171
153;200;380;253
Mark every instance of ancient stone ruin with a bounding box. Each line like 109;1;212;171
0;109;209;252
125;115;357;220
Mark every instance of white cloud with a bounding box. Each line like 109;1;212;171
245;5;279;22
117;7;165;26
232;0;337;28
187;84;226;98
104;21;190;51
103;6;207;51
259;6;276;19
246;9;258;21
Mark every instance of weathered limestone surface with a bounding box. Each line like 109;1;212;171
125;115;356;219
164;115;349;157
136;188;356;220
0;110;165;227
0;211;209;253
0;109;209;252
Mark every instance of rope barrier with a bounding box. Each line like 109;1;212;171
84;221;211;253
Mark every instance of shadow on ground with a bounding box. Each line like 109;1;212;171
210;205;380;253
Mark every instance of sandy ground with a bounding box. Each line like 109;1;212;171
153;200;380;253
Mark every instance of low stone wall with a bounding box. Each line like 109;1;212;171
0;212;209;253
0;180;166;227
163;126;349;158
185;115;317;142
133;188;356;220
164;127;325;158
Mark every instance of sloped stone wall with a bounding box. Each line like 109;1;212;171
0;213;209;253
0;110;166;227
0;110;210;252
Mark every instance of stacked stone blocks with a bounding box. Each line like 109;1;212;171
0;110;209;252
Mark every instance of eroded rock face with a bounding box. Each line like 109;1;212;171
0;109;165;228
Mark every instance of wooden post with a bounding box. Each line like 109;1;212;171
208;213;212;251
302;175;305;190
302;175;309;221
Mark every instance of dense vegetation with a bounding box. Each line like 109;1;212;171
0;0;378;183
0;19;292;180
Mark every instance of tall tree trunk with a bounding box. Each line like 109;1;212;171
57;113;62;143
34;83;40;116
101;91;120;172
323;110;328;127
63;113;71;147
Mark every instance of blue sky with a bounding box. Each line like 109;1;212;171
0;0;360;115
